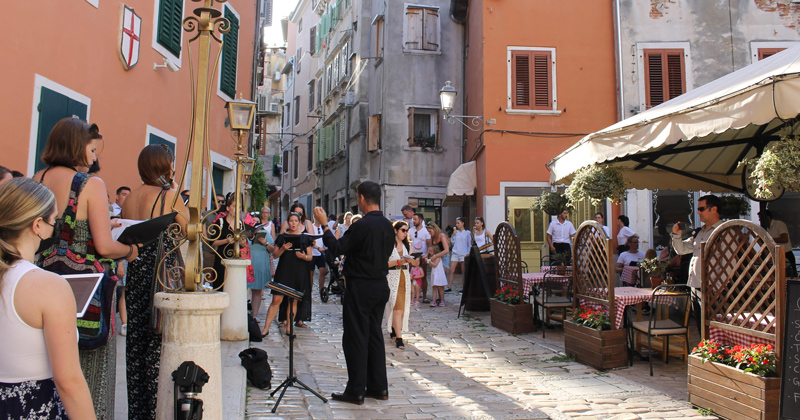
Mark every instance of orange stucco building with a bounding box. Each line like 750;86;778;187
461;0;619;265
1;0;258;205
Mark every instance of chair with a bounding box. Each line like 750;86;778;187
521;260;529;274
625;284;691;376
532;268;573;338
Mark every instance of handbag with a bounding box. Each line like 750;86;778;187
150;188;183;334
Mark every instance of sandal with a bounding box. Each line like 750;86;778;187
278;321;287;328
395;338;405;349
390;327;396;339
295;321;308;328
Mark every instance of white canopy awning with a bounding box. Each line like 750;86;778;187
547;46;800;193
443;161;477;206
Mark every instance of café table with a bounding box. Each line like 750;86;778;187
580;287;653;330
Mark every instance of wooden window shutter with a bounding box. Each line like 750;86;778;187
644;49;685;108
758;48;785;61
308;81;315;111
339;113;347;150
307;134;314;170
293;146;299;179
283;150;289;174
368;114;380;151
157;0;182;56
220;8;239;98
423;9;439;51
333;55;339;83
310;26;317;54
406;8;422;50
407;107;415;145
533;51;551;109
511;51;532;109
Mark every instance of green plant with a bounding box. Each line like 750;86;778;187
570;305;611;331
717;194;751;219
697;407;715;416
494;285;522;304
547;354;575;363
248;159;268;212
531;191;570;215
691;339;777;377
414;134;437;151
550;251;570;266
564;164;628;206
640;257;668;278
740;127;800;199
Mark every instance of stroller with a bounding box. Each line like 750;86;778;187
320;253;345;303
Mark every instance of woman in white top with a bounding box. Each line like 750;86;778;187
384;221;419;349
473;217;493;249
448;217;472;290
0;178;95;419
594;212;612;238
616;215;638;254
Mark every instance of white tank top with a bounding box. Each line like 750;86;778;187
0;260;53;382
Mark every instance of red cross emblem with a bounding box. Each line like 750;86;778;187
118;5;141;70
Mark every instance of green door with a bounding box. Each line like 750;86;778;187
148;133;175;154
212;166;225;198
36;87;88;173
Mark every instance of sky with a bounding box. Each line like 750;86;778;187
264;0;299;48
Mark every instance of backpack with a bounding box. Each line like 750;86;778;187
238;348;272;390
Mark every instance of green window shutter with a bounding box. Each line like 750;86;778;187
157;0;182;56
314;25;321;54
220;8;239;98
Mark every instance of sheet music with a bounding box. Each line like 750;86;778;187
111;219;143;241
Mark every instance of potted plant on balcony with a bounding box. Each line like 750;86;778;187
563;306;628;370
640;256;669;288
490;285;533;335
564;164;628;207
531;191;569;216
688;339;779;420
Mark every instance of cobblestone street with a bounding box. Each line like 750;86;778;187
244;278;717;420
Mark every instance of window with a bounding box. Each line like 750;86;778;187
146;125;177;155
293;146;299;179
310;26;317;54
367;114;380;152
750;41;800;63
326;63;333;93
307;135;314;170
294;96;300;125
308;80;315;111
317;77;323;106
296;48;302;73
407;107;439;148
643;49;685;109
298;18;302;32
219;4;240;98
339;113;347;150
507;47;556;112
340;42;349;81
373;15;385;58
155;0;183;59
332;55;339;85
32;78;90;173
403;6;439;53
284;103;291;128
282;149;289;174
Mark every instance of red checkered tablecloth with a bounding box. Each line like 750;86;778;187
511;272;569;296
580;287;653;329
707;313;776;348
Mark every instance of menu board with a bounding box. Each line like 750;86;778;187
780;278;800;420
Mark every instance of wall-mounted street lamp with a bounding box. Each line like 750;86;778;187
439;81;483;132
225;97;257;258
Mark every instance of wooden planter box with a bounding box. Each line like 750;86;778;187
687;355;779;420
563;321;628;370
490;298;534;335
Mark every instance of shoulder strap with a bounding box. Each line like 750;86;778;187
150;190;168;219
38;166;53;183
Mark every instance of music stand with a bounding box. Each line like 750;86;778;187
265;281;328;412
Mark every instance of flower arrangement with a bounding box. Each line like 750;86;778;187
640;257;668;278
531;191;570;215
570;305;611;331
494;285;522;304
414;134;437;151
740;127;800;199
564;164;628;207
691;339;777;377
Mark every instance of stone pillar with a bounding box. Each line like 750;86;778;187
155;291;229;420
220;258;251;341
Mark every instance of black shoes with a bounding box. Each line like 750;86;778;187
390;327;396;339
365;389;389;400
331;392;365;405
395;338;405;349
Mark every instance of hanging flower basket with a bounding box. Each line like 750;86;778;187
717;194;752;219
741;129;800;199
531;191;570;215
564;164;628;207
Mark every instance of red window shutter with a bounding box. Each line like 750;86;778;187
666;52;684;101
644;49;685;108
533;51;551;109
645;51;664;108
758;48;785;60
512;51;532;109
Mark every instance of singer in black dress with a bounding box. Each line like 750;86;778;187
260;213;313;336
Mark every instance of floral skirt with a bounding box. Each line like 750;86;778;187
0;378;68;419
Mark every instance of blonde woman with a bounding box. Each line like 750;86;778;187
0;178;96;419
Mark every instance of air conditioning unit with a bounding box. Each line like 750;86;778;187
269;103;280;113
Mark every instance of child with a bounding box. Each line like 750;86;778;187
427;247;447;306
410;265;424;306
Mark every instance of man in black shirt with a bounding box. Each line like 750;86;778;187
313;181;395;404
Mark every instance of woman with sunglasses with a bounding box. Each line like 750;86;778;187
447;217;471;292
383;221;419;349
261;212;313;337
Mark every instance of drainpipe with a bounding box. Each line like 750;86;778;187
614;0;625;120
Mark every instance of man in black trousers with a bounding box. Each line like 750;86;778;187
313;181;395;405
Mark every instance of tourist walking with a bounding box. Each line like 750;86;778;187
0;178;96;419
411;213;431;302
249;206;275;321
384;221;418;350
448;217;471;291
314;181;395;404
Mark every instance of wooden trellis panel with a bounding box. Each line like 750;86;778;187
701;219;785;365
494;222;523;298
572;221;615;322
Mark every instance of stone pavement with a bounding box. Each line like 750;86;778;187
243;279;719;420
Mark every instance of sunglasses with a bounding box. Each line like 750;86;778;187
697;206;715;212
217;200;225;204
399;229;408;233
